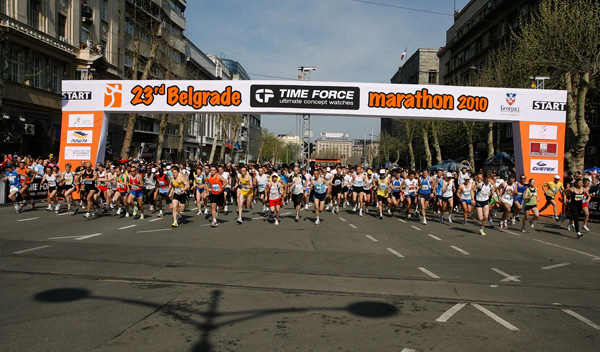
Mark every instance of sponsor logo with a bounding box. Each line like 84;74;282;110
68;114;95;128
532;101;566;111
64;146;92;160
62;91;92;100
66;130;93;144
104;83;123;108
250;85;360;110
529;125;558;140
530;142;558;157
530;159;559;174
506;93;516;106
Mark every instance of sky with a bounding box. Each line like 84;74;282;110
185;0;471;140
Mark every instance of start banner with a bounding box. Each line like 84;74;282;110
62;80;567;123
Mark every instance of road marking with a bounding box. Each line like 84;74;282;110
365;235;378;242
532;239;600;260
349;224;358;229
436;303;467;322
398;218;406;223
57;212;74;216
339;217;347;222
491;268;521;282
387;248;404;258
13;245;51;254
149;218;163;222
17;217;39;222
450;246;469;255
502;229;522;237
542;263;571;270
428;234;442;241
119;225;137;230
191;207;198;211
472;304;519;331
401;349;416;352
562;309;600;330
48;233;102;241
136;229;172;233
418;267;440;279
490;285;499;288
251;216;266;220
411;225;422;231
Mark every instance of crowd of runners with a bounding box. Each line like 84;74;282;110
2;155;599;238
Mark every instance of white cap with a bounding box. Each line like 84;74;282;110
326;167;331;171
379;169;386;174
446;172;452;177
151;168;156;173
272;173;278;177
554;175;560;179
166;166;171;170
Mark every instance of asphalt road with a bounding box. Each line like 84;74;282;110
1;200;599;351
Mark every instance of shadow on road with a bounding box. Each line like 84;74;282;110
33;287;399;352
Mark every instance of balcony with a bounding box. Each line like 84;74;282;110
82;4;93;24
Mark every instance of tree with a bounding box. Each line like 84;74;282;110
404;120;416;170
516;0;600;172
430;121;443;165
418;121;433;167
208;114;221;164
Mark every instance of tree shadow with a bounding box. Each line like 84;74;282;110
33;288;399;352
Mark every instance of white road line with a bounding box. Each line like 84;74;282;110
74;233;103;241
436;303;467;322
542;263;571;270
349;224;358;229
365;235;378;242
57;212;74;216
13;245;51;254
411;225;422;231
428;234;442;241
136;229;172;233
398;218;407;223
17;217;39;222
149;218;163;222
502;229;522;237
491;268;521;282
339;217;347;222
450;246;469;255
562;309;600;330
191;207;198;211
418;267;440;279
532;239;600;260
401;349;416;352
251;216;266;220
472;304;519;331
387;248;404;258
119;225;137;230
48;233;102;240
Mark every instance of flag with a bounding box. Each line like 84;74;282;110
226;140;231;149
401;46;407;60
234;142;241;150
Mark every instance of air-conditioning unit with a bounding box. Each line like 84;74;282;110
23;124;35;135
157;22;167;37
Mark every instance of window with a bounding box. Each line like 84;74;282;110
81;27;90;46
101;0;108;21
124;54;133;67
52;64;60;92
125;21;135;35
32;57;42;88
139;30;151;44
58;14;67;41
171;51;182;64
9;49;20;83
428;71;437;84
29;0;41;29
166;124;179;136
100;39;107;56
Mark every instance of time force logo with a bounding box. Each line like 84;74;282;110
530;142;557;157
250;85;360;110
530;159;559;174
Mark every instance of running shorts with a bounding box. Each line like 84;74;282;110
476;199;490;208
524;204;537;211
461;199;472;206
353;186;364;194
314;192;327;202
209;192;225;207
292;193;303;207
269;198;283;207
377;195;388;202
173;192;187;203
130;189;143;199
331;187;341;197
442;196;453;202
419;193;432;201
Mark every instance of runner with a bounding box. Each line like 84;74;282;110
418;170;433;225
331;166;344;214
539;175;564;221
155;167;170;218
127;167;145;220
311;168;329;225
582;178;591;232
81;162;101;218
511;175;528;224
169;165;190;227
290;166;305;222
565;178;587;239
4;164;22;213
17;160;36;209
403;171;418;219
343;168;353;208
522;178;540;232
106;166;116;211
41;166;60;213
206;166;227;227
255;167;269;214
235;166;254;224
458;177;474;225
193;166;205;216
390;170;403;216
144;168;157;213
267;172;284;225
97;164;109;210
375;169;392;219
497;175;517;230
440;172;455;224
60;163;77;211
352;166;367;216
474;173;496;236
113;167;129;216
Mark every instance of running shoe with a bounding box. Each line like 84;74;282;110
73;206;79;215
583;225;590;232
554;215;559;222
510;217;516;225
529;220;534;228
68;205;72;211
325;204;331;210
46;205;52;211
514;215;520;222
464;221;468;226
31;200;35;209
407;213;411;220
172;221;179;227
133;208;137;217
125;212;130;218
204;208;209;215
359;209;363;217
140;214;145;220
440;217;444;224
55;205;61;214
422;218;427;225
157;213;164;218
84;212;91;218
295;214;299;222
236;217;242;224
576;232;583;239
379;213;383;219
353;205;357;212
479;228;486;236
448;216;453;224
336;206;340;213
211;219;218;227
224;205;229;214
559;214;567;223
567;224;573;231
387;209;392;216
116;208;122;215
275;219;279;225
315;218;320;225
521;226;526;233
197;210;202;216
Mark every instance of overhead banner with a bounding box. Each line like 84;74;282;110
62;80;567;123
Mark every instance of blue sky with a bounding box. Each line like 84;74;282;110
185;0;470;139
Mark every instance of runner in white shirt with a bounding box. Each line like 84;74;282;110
255;167;269;214
497;174;517;230
474;173;496;236
440;172;455;224
343;169;353;207
403;171;419;219
290;167;305;221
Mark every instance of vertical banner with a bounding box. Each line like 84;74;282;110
513;121;566;216
58;111;108;172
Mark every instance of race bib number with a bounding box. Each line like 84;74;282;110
212;184;220;191
421;185;430;191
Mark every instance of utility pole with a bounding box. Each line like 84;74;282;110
298;66;315;168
